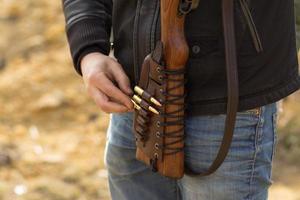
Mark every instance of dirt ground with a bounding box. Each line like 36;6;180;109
0;1;299;200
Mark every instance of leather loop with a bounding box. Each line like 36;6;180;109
138;108;149;118
137;115;149;124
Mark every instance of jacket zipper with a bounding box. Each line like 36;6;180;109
239;0;263;53
133;0;143;85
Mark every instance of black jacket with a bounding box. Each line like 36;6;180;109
63;0;300;116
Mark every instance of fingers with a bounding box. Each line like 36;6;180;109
110;62;133;96
89;87;129;113
81;53;134;113
93;72;133;110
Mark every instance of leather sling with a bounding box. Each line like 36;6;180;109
185;0;239;176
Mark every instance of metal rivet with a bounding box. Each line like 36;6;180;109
192;45;201;54
156;131;161;138
155;143;159;149
156;121;160;127
158;75;163;81
156;67;161;73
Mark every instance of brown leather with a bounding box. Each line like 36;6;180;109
185;0;239;176
133;42;166;162
133;0;239;178
133;39;186;178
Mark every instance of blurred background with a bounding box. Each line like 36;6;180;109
0;1;299;200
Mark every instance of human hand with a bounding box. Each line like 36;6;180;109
81;52;134;113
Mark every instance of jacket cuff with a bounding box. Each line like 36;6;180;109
76;45;106;76
66;18;111;76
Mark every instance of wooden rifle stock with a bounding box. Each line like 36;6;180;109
135;0;189;178
133;0;238;179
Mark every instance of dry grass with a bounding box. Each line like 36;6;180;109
0;0;299;199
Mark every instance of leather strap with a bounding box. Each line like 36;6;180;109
185;0;239;176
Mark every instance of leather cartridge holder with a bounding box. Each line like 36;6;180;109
133;41;185;176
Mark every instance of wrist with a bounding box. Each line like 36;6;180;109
76;46;105;76
80;52;106;76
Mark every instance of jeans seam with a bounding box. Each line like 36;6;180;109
248;106;264;200
269;111;278;183
175;180;181;200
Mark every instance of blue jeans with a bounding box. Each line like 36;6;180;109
104;102;278;200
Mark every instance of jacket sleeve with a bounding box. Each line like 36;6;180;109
62;0;112;75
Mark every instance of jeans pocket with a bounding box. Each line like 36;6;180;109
104;142;147;177
237;107;261;116
234;107;261;130
251;103;277;189
184;110;260;174
106;112;137;149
